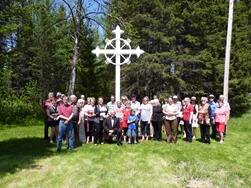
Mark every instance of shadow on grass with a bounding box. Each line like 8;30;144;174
0;137;57;177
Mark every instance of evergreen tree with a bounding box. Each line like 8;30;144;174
105;0;251;112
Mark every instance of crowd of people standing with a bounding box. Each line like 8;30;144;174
42;92;230;151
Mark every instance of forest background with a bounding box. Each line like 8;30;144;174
0;0;251;124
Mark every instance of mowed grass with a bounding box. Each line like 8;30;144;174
0;111;251;188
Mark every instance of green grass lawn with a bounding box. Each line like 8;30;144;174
0;111;251;188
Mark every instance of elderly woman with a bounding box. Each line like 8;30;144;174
78;99;86;144
163;97;179;144
151;99;163;141
183;97;194;143
214;99;229;143
198;97;212;144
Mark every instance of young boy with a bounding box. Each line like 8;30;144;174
127;109;139;144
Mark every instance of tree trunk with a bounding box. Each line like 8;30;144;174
67;0;82;96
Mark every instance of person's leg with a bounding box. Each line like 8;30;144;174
123;128;127;143
157;121;162;141
210;118;216;138
99;121;104;144
114;129;122;143
57;120;66;151
67;121;74;150
193;127;197;139
219;132;224;143
55;125;59;142
164;120;171;143
205;125;211;144
184;121;192;142
141;121;146;140
152;121;157;140
200;124;205;143
94;122;100;145
127;129;132;144
86;121;90;143
171;118;178;143
79;121;86;143
44;116;49;141
89;121;95;143
50;125;55;143
146;122;150;141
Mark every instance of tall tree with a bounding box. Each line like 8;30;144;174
105;0;251;113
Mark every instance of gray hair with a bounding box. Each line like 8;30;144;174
48;92;54;98
201;97;208;102
184;97;190;103
70;95;77;100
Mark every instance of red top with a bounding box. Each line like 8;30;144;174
58;104;73;118
183;104;194;121
121;107;131;128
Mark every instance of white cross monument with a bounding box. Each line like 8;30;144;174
92;25;144;101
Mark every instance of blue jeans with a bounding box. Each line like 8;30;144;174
57;120;74;150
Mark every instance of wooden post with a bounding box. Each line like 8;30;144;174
223;0;234;102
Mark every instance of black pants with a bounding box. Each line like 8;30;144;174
141;121;150;136
184;120;192;142
87;121;95;137
103;129;122;143
94;120;104;144
152;121;162;141
73;121;81;147
200;123;210;144
210;118;216;138
44;116;49;140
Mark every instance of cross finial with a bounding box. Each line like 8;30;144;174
112;25;124;39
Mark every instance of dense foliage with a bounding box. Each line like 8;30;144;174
105;0;251;112
0;0;251;124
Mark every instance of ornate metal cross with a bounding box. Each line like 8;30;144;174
92;25;144;101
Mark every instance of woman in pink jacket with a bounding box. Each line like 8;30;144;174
214;99;229;143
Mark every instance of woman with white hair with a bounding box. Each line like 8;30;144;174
183;97;194;143
151;99;163;141
77;99;86;144
198;97;212;144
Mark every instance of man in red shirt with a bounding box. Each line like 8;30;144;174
183;97;194;143
57;96;74;151
42;92;55;141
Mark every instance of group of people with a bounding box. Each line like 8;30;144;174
42;92;230;151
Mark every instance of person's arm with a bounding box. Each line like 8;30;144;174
208;106;212;119
225;109;230;125
195;104;199;116
189;105;193;123
127;116;135;124
148;105;153;124
170;106;179;116
102;118;109;132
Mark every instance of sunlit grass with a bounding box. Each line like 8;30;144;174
0;111;251;187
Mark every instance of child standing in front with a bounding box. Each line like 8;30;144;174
127;109;139;144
